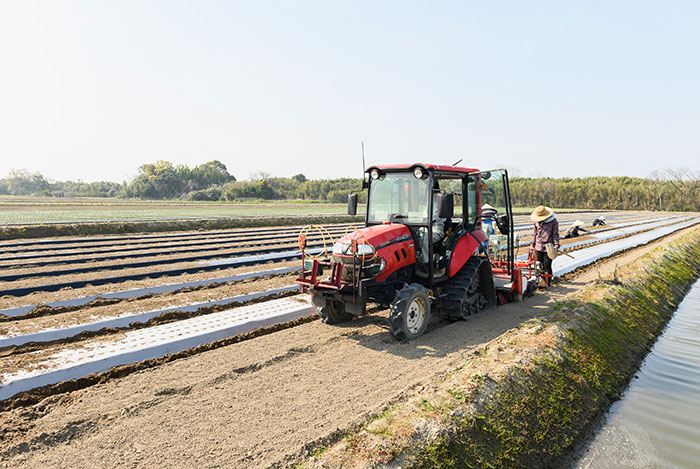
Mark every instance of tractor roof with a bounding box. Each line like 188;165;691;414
366;163;479;174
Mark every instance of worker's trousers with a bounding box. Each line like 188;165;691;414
536;250;554;286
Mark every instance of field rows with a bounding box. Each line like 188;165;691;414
1;211;696;405
0;203;350;225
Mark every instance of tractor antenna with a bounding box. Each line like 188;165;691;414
361;141;368;188
451;158;463;166
361;141;366;173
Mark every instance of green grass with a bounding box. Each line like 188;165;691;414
308;446;329;457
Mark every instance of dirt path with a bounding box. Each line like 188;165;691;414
1;223;694;469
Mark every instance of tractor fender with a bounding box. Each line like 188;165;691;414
448;230;487;277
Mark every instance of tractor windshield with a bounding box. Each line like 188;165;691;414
367;172;431;224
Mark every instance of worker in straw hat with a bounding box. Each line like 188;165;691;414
563;219;589;239
530;205;559;287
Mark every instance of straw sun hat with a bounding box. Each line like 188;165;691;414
530;205;554;222
482;203;497;213
572;219;585;227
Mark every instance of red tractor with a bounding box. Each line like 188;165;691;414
296;163;537;341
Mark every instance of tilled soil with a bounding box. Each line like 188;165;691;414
0;232;343;267
0;224;351;251
0;274;298;337
0;260;300;311
2;224;696;469
0;240;306;277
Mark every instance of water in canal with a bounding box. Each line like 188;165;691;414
574;277;700;468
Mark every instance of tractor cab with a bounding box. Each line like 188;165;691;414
298;163;537;341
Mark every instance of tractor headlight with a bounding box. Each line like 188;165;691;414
332;241;375;256
332;242;349;255
378;257;387;272
370;169;381;180
354;243;375;256
413;167;424;179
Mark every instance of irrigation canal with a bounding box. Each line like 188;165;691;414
574;278;700;468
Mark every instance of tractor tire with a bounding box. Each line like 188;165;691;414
439;257;497;321
388;283;431;342
317;300;353;325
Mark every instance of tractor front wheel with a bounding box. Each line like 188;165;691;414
317;300;353;325
388;283;431;342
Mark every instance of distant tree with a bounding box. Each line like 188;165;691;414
650;167;700;211
256;179;275;199
128;161;181;199
193;160;236;186
223;185;237;201
249;170;272;182
4;169;50;195
292;173;307;183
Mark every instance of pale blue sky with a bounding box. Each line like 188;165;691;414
0;1;698;182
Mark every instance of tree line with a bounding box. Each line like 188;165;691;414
0;161;697;212
509;173;699;212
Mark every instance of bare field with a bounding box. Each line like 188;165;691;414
0;196;351;225
0;210;698;468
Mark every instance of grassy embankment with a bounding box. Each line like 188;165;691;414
303;228;700;468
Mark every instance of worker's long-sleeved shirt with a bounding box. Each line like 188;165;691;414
531;219;560;251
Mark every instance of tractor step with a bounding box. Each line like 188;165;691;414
493;277;513;291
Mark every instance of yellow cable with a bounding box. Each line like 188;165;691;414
298;223;378;270
297;224;331;260
342;225;377;267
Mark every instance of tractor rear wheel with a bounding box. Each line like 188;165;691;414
317;300;353;324
388;283;431;342
463;269;489;316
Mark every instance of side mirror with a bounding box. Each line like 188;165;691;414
496;214;509;235
436;193;454;219
347;193;358;215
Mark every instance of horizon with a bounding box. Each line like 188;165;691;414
1;1;698;182
1;161;692;184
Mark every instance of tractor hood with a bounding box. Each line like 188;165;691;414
332;223;412;257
